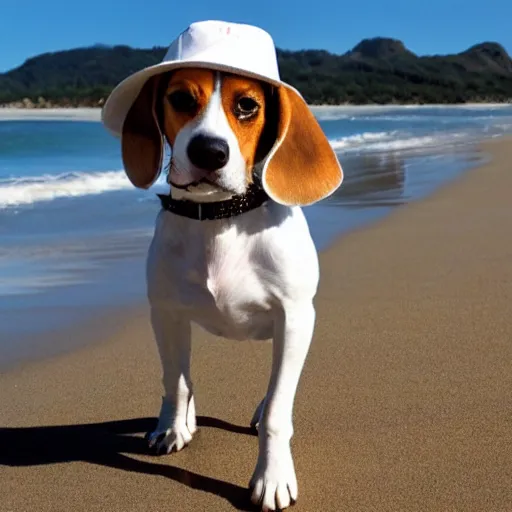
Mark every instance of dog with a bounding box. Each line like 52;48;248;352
102;21;343;511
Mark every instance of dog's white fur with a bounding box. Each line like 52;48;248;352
169;75;248;199
147;201;318;510
136;73;327;512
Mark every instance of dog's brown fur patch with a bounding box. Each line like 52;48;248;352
162;69;216;145
221;75;266;183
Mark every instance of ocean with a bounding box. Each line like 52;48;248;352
1;104;511;367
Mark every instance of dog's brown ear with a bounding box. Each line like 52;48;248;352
121;77;164;189
261;85;343;206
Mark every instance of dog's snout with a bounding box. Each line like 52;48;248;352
187;135;230;171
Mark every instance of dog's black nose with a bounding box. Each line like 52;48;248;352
187;134;230;171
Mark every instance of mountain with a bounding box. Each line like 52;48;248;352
346;37;415;59
461;43;512;73
1;38;511;106
0;46;166;107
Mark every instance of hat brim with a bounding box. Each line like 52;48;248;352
101;60;295;138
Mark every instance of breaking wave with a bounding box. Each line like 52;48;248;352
0;170;132;208
328;130;469;153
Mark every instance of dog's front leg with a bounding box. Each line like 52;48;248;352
147;307;197;454
250;301;315;511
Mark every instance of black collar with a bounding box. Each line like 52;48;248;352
157;183;269;221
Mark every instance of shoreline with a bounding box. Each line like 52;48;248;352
0;107;102;121
0;139;498;372
0;138;506;372
1;137;511;511
0;103;510;122
5;104;511;369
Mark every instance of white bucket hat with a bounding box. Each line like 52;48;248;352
102;20;343;206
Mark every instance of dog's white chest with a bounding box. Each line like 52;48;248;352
147;204;320;341
192;238;272;338
148;211;276;340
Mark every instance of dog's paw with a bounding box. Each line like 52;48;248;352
147;396;197;455
250;398;265;430
249;444;298;511
147;423;194;455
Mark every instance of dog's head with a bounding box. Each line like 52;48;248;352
121;68;342;206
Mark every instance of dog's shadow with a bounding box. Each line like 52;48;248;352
0;416;260;511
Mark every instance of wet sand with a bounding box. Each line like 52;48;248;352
1;138;511;511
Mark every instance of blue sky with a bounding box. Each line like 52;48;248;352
1;0;510;72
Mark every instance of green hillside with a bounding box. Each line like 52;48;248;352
1;39;511;105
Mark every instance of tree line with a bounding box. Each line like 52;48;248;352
1;39;511;106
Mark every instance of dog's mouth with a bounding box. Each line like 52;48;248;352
170;178;233;194
169;179;206;190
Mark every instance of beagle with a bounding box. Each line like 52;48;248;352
120;68;342;511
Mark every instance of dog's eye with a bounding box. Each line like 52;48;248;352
167;91;197;114
234;96;260;120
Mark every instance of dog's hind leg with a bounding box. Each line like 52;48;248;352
250;301;315;511
146;308;196;455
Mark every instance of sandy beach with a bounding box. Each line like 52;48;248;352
1;137;512;511
0;108;102;122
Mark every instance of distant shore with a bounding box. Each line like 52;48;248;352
0;107;102;121
0;103;510;123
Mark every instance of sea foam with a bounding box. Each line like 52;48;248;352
0;170;132;208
